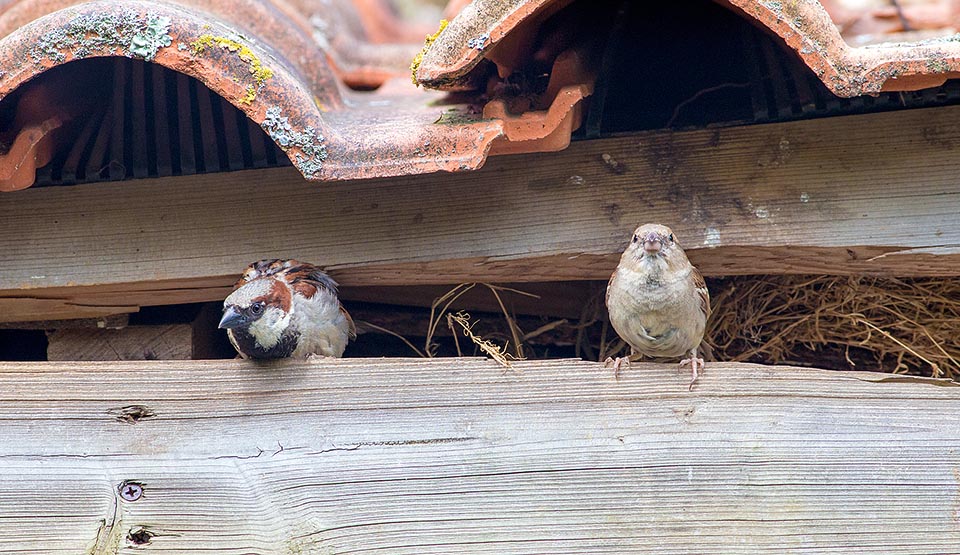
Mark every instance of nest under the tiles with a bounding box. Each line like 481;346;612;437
355;276;959;381
703;275;960;380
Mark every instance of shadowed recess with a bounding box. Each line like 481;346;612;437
0;57;289;187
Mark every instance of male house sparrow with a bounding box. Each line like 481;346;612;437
218;259;356;359
605;224;711;389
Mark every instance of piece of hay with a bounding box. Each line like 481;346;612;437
448;311;518;368
706;276;960;379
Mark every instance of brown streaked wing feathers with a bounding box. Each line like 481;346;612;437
340;306;357;339
691;266;711;319
283;263;339;299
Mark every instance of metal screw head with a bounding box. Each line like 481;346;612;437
118;481;143;502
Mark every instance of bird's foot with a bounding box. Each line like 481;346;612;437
603;356;631;380
679;356;705;390
306;353;331;362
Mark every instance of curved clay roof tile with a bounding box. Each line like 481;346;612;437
0;0;504;185
417;0;960;96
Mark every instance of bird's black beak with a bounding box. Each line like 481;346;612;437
218;306;244;329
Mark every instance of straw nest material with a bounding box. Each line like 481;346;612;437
705;275;960;379
365;276;959;380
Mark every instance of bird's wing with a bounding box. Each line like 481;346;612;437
691;266;711;320
340;306;358;339
605;269;617;307
283;263;340;297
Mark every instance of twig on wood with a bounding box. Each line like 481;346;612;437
447;313;463;357
853;317;940;377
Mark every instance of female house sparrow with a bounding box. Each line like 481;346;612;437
605;224;711;389
218;259;356;359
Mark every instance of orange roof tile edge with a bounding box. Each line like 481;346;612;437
0;0;504;187
417;0;960;97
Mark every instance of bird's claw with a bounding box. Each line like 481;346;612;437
603;356;630;380
679;356;705;390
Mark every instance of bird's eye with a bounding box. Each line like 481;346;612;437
632;235;639;243
249;302;265;316
668;234;675;242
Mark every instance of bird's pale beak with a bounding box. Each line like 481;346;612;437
643;233;662;254
218;306;244;329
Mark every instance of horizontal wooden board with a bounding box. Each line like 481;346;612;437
46;324;194;360
2;105;960;321
0;358;958;553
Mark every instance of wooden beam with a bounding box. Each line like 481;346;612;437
2;105;960;321
46;324;195;360
0;314;128;329
0;358;958;553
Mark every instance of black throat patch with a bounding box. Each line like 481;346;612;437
230;327;300;359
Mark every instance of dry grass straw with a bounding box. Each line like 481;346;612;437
706;275;960;379
396;282;545;366
366;281;572;365
447;311;518;368
360;276;959;379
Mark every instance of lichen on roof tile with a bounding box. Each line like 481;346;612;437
261;106;327;177
9;0;960;190
415;0;548;87
190;33;274;104
419;0;960;98
0;0;510;185
130;14;172;60
30;10;174;64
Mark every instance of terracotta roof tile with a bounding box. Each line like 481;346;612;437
5;0;960;191
0;0;502;189
418;0;960;98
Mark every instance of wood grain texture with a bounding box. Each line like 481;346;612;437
46;324;194;360
2;105;960;321
0;357;959;554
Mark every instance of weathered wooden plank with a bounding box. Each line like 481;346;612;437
2;105;960;321
0;358;957;553
46;324;194;360
0;313;128;330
